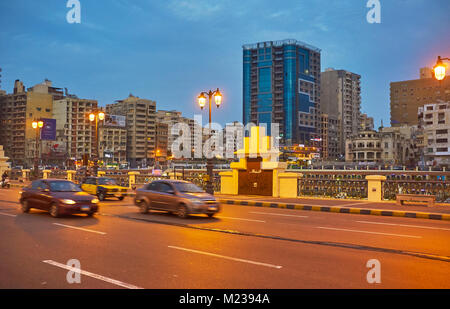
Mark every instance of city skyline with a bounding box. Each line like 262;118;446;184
0;0;449;128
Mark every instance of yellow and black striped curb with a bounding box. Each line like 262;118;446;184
218;199;450;221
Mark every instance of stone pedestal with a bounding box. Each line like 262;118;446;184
43;170;52;179
128;171;140;189
0;146;10;177
97;171;106;177
67;170;76;181
366;175;386;202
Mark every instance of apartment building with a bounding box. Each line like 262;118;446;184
53;97;98;163
0;79;63;167
321;68;362;159
106;94;156;167
155;122;168;164
99;115;127;166
390;69;450;127
418;101;450;167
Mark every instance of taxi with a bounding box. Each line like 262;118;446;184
81;177;128;201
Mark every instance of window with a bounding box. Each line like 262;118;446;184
157;182;173;193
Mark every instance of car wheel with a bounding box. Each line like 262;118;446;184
21;200;30;213
207;213;215;218
87;212;95;217
177;204;188;219
98;192;106;201
118;196;125;201
50;203;60;218
139;200;150;214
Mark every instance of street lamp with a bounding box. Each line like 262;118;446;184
89;110;105;176
197;88;223;195
433;56;449;81
32;120;44;178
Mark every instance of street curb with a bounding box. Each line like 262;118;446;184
217;199;450;221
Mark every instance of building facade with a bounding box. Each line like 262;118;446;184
53;97;98;165
0;79;63;167
106;94;156;168
243;39;321;147
99;115;127;167
390;69;450;127
321;68;361;159
418;101;450;167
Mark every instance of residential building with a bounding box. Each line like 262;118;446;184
321;68;361;158
99;115;127;166
390;68;450;127
155;122;168;164
106;94;156;167
243;39;322;147
0;79;63;167
359;113;374;131
418;101;450;167
52;97;98;164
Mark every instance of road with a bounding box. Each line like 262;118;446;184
0;188;449;289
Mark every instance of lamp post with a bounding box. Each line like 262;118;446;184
89;110;105;176
32;119;44;179
433;56;449;81
197;88;223;195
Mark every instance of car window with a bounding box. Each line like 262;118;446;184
174;182;204;193
49;181;81;192
86;178;95;185
158;183;173;193
98;178;117;185
146;182;157;191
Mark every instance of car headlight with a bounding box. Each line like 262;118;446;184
61;199;76;205
91;198;99;204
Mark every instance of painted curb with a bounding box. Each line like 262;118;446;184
218;199;450;221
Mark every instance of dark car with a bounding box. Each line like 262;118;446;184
134;180;220;218
19;179;100;217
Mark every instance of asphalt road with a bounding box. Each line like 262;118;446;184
0;188;449;289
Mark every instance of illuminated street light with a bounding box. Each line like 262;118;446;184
88;110;106;176
197;88;223;195
433;56;449;81
31;119;44;178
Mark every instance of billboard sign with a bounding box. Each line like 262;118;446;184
105;115;126;127
40;118;56;141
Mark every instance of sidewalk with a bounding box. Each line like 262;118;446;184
215;194;450;221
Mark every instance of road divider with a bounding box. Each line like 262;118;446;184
218;199;450;221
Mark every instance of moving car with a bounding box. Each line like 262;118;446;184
81;177;128;201
19;179;99;217
134;180;220;218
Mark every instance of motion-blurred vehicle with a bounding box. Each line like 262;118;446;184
19;179;99;217
134;180;220;218
81;177;128;201
0;177;10;189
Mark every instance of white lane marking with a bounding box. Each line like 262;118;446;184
0;212;17;217
42;260;143;289
316;226;422;238
356;220;450;232
216;216;266;223
53;223;106;235
168;246;282;269
250;211;308;218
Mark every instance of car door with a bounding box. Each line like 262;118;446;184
26;180;43;208
155;182;178;212
39;181;53;211
32;181;50;210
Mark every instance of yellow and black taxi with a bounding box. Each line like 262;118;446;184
81;177;128;201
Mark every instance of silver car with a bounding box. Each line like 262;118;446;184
134;180;220;218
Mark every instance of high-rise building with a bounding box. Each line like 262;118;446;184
0;79;63;167
390;69;450;127
242;39;321;146
321;68;361;159
106;94;156;167
99;115;127;166
52;97;98;164
359;113;374;131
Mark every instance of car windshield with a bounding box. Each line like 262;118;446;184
98;178;117;185
174;182;204;193
49;181;81;192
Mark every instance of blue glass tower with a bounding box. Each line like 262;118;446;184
242;39;321;146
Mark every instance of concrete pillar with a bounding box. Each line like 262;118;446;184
366;175;386;202
67;170;76;181
128;171;140;189
22;169;30;181
43;170;51;179
97;171;106;177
